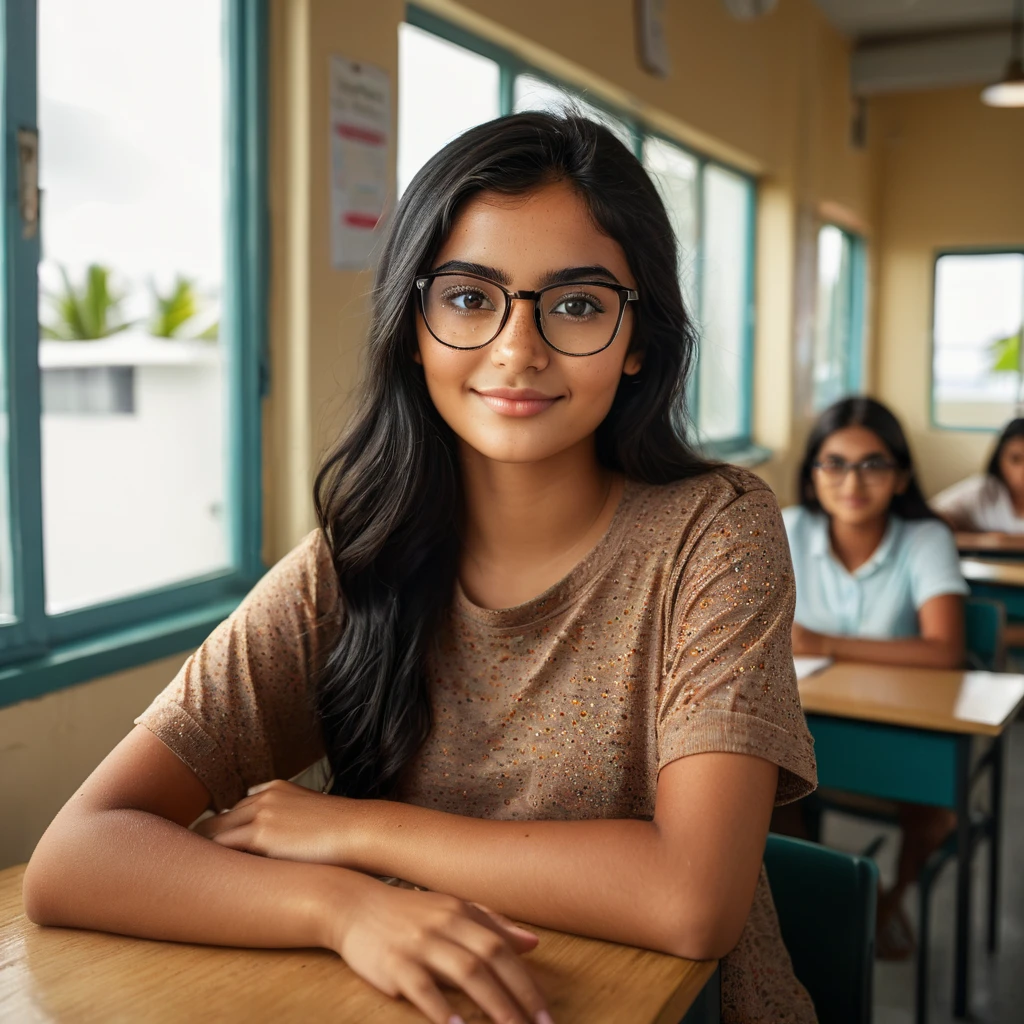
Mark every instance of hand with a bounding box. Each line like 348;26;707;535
792;622;829;657
194;779;357;865
324;877;552;1024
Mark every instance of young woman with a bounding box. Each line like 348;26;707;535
24;113;817;1024
782;396;968;958
932;417;1024;534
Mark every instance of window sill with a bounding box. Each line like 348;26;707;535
0;595;244;711
703;441;773;467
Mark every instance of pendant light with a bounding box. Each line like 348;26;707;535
982;0;1024;107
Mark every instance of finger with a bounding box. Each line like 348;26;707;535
455;918;548;1022
395;963;461;1024
426;939;529;1024
206;824;264;854
470;904;540;951
193;803;256;838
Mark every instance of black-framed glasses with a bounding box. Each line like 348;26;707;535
812;456;900;485
414;271;639;357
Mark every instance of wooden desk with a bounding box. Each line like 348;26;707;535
955;532;1024;556
960;558;1024;589
799;663;1024;1024
0;865;719;1024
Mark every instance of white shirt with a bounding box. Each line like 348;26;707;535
782;506;969;639
931;474;1024;533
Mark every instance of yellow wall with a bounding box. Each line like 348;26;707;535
1;0;875;868
873;87;1024;498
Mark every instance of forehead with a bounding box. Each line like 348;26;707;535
433;181;632;282
818;425;893;459
1002;436;1024;453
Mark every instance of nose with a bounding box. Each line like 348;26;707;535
489;297;550;373
839;467;867;495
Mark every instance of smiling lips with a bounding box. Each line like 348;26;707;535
473;387;562;418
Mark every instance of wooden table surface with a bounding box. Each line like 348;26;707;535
960;557;1024;588
956;532;1024;555
0;864;715;1024
798;662;1024;736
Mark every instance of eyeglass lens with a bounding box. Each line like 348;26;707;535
420;274;624;355
814;457;897;483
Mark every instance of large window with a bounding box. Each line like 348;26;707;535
932;251;1024;430
0;0;266;694
398;8;757;454
812;224;865;411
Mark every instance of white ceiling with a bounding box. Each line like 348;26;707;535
814;0;1014;39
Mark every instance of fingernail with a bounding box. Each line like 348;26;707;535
448;1017;466;1024
536;1012;555;1024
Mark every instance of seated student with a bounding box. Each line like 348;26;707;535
932;418;1024;534
23;114;818;1024
781;396;968;959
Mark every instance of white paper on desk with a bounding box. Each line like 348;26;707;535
794;656;833;680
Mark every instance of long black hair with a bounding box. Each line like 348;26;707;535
313;112;712;798
986;418;1024;481
797;396;937;521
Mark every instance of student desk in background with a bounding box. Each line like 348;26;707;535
0;864;720;1024
960;557;1024;650
798;662;1024;1024
955;531;1024;557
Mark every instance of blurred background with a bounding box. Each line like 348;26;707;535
0;1;1022;1019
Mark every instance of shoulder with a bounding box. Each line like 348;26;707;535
630;464;777;523
933;474;987;505
244;528;339;622
898;516;961;568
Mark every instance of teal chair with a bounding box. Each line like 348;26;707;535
764;833;878;1024
964;596;1006;671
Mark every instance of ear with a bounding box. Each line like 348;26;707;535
413;347;423;365
622;350;643;377
895;470;910;495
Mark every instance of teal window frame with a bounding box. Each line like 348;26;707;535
404;5;758;459
929;246;1024;435
811;223;865;412
0;0;268;708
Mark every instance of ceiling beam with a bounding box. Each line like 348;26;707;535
852;29;1013;95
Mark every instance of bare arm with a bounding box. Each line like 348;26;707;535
792;593;964;669
23;726;548;1024
203;751;779;961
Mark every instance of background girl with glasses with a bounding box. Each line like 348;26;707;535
26;113;816;1024
779;396;969;960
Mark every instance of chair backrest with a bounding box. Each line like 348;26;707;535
965;596;1006;671
763;833;878;1024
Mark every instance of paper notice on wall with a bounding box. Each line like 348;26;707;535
329;56;390;270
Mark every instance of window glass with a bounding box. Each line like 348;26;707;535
697;165;750;443
398;23;501;196
812;224;854;410
642;136;699;306
39;0;227;612
933;253;1024;430
514;74;633;150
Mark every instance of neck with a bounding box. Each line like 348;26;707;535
458;436;615;577
828;514;888;573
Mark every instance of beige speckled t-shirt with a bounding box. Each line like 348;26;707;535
137;466;818;1024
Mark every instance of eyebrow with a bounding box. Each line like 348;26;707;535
428;260;624;288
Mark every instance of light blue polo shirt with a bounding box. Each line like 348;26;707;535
782;506;969;639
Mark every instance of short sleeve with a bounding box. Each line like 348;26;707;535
135;530;341;811
908;519;970;609
931;477;982;528
657;486;817;805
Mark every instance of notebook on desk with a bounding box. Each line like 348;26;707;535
794;656;833;681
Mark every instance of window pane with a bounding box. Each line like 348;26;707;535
39;0;227;612
697;166;751;443
642;136;699;306
398;24;501;197
0;291;11;622
933;253;1024;430
812;225;853;410
514;74;634;151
